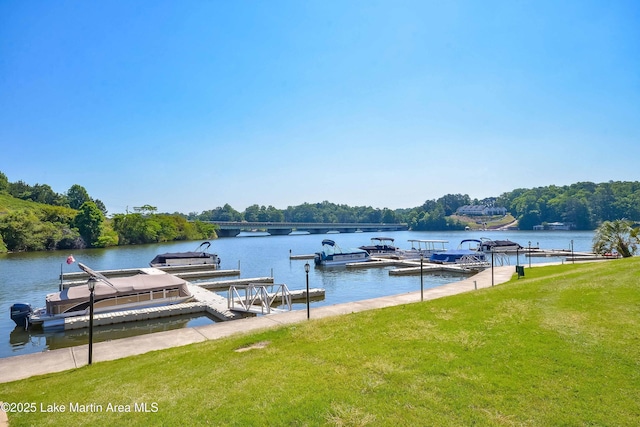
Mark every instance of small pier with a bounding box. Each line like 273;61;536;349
345;257;487;275
289;249;316;260
388;264;478;276
196;277;274;290
289;254;315;260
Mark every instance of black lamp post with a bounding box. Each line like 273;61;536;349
87;277;96;365
571;239;574;264
528;241;532;268
491;251;495;286
420;253;424;301
304;262;310;319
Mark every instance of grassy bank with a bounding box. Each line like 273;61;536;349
1;259;639;426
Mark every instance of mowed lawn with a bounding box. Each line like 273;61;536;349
1;258;639;426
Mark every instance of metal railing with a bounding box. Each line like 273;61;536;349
228;283;292;314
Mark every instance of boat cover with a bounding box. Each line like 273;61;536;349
150;251;216;265
47;273;190;304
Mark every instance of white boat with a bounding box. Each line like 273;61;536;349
314;239;371;266
399;239;449;259
149;241;220;268
10;263;193;330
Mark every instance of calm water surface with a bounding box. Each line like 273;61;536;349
0;230;594;358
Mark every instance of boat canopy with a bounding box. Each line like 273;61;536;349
150;251;216;265
46;273;189;304
321;239;336;246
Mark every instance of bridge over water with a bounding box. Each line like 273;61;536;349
205;221;408;237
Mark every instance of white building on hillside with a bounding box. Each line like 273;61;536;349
456;205;507;216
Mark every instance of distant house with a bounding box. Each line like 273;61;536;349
547;222;573;230
456;205;507;216
534;222;574;230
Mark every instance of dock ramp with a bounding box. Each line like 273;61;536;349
228;283;292;315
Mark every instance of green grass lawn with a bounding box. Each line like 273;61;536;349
2;259;639;426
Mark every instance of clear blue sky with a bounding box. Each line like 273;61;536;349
1;1;638;215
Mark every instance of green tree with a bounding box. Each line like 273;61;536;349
592;219;639;257
0;232;7;253
0;210;55;251
67;184;91;210
74;201;105;247
243;204;261;222
0;171;9;193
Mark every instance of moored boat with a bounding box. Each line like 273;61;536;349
429;239;487;264
10;263;193;330
314;239;371;266
478;238;523;252
150;241;220;268
399;239;449;259
359;237;399;256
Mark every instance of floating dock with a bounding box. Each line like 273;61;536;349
289;252;316;260
60;268;240;289
196;277;274;290
345;257;487;275
47;263;326;330
54;285;326;330
388;264;478;276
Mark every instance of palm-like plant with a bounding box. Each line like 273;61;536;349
592;219;639;258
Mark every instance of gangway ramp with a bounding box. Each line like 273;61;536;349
228;283;292;315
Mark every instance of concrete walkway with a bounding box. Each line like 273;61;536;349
0;265;517;385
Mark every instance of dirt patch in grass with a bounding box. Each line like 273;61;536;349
234;340;271;352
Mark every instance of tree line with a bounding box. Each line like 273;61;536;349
0;172;216;252
2;170;639;252
189;181;640;232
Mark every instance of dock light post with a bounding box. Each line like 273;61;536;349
491;252;494;286
571;239;574;264
87;277;96;365
420;254;424;301
528;241;532;268
304;262;310;319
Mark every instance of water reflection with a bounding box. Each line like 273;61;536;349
0;230;595;358
8;313;217;354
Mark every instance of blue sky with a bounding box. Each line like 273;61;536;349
1;1;638;215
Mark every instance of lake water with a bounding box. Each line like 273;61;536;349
0;229;595;359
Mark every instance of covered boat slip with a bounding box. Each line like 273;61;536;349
46;273;191;316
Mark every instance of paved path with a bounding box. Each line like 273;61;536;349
0;265;517;385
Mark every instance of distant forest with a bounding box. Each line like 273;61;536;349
189;181;640;232
1;169;639;252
